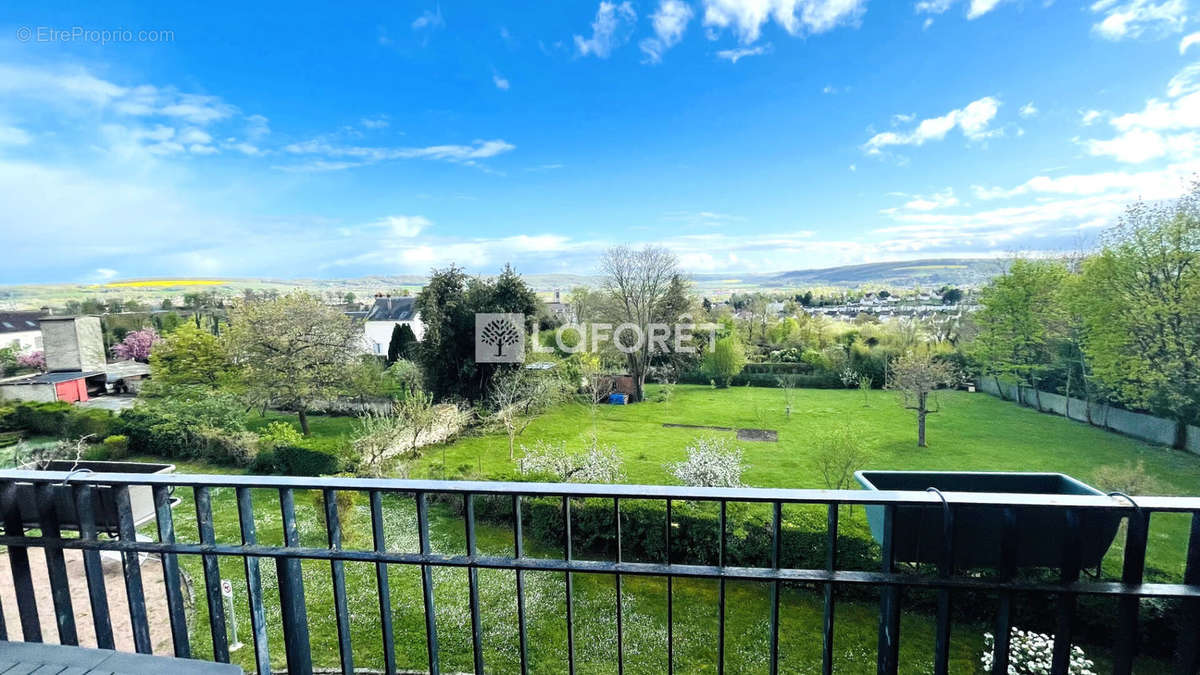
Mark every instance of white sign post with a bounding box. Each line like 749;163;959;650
221;579;243;652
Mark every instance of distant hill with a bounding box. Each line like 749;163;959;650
0;259;1009;310
762;258;1008;288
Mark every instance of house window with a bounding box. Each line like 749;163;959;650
374;343;382;354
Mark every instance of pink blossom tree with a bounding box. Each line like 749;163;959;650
16;351;45;371
111;328;162;362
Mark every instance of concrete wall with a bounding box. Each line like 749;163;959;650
0;383;57;403
42;317;105;372
977;377;1200;454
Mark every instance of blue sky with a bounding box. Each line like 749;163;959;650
1;0;1198;283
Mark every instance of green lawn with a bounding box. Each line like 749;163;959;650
420;385;1200;575
136;386;1197;673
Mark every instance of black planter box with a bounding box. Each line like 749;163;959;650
12;460;176;533
855;471;1123;569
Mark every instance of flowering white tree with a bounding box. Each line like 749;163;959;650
668;436;745;488
981;628;1096;675
518;439;624;483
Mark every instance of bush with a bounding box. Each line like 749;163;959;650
102;434;129;459
68;408;116;440
13;401;74;436
668;436;745;487
274;444;343;476
195;428;260;466
1091;459;1162;495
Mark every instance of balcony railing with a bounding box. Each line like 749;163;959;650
0;469;1198;674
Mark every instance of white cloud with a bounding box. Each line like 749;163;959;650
900;188;960;211
575;2;637;58
1080;109;1103;125
863;96;1001;154
914;0;1009;19
375;215;431;237
95;268;119;280
412;7;445;31
640;0;695;62
1083;63;1200;163
1090;0;1187;40
0;126;30;145
281;137;516;169
1181;31;1200;53
1019;102;1038;118
359;116;389;129
179;128;213;145
493;73;511;90
716;43;772;62
972;164;1200;200
702;0;867;44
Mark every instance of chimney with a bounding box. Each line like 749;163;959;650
40;306;52;316
41;316;106;372
554;290;560;302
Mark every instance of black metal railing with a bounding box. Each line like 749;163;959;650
0;470;1198;675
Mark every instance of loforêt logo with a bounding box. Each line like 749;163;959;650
475;313;525;363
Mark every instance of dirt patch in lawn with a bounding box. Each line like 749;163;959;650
663;423;778;442
662;423;734;432
736;428;778;442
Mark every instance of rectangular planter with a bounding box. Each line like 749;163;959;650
854;471;1122;569
13;460;176;533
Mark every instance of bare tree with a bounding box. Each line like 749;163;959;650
599;245;680;402
814;426;870;489
490;367;566;460
886;350;958;447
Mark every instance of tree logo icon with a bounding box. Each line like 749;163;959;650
475;313;525;363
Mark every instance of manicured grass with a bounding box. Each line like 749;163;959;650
242;410;357;454
127;384;1198;673
421;385;1200;575
151;464;990;673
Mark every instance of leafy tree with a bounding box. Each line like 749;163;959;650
972;258;1068;404
110;328;161;361
702;335;747;387
1075;184;1200;448
386;323;418;365
149;323;233;389
599;245;680;402
225;292;360;435
813;425;871;490
940;287;964;304
415;264;540;401
160;298;174;310
886;349;958;447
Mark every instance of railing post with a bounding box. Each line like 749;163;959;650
1114;506;1148;675
236;487;271;675
154;485;190;658
1051;509;1082;675
876;504;900;675
277;488;313;675
370;490;397;675
416;491;440;675
115;485;152;654
1;480;41;642
36;482;77;646
194;486;229;662
74;484;114;649
324;488;355;675
823;503;838;675
1177;512;1200;673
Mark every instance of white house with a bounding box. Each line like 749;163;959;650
0;312;43;353
361;296;424;356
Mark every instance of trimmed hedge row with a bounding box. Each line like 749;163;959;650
678;371;843;388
